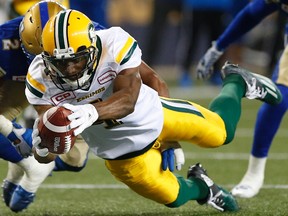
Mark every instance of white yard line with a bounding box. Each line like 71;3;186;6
40;184;288;190
40;184;128;189
235;128;288;137
183;152;288;160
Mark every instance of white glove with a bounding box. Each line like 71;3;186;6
174;148;185;171
63;103;99;136
196;41;223;80
161;141;185;171
32;118;49;157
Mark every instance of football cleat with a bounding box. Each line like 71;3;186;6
2;180;17;206
9;185;35;212
221;62;282;105
187;163;239;212
6;157;55;212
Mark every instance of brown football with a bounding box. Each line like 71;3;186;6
38;106;76;154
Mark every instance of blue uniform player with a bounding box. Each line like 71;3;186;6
197;0;288;198
0;0;106;212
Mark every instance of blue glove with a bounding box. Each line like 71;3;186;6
161;148;175;171
7;122;33;158
161;141;185;172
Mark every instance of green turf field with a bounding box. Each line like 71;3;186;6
1;94;288;215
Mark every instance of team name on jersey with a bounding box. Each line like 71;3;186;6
77;87;105;102
2;39;21;50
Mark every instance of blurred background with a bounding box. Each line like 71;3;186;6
1;2;288;215
0;0;285;88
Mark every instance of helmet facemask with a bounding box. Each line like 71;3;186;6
43;45;98;91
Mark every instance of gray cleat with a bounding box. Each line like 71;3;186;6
221;62;282;105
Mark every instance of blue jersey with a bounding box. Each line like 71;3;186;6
0;16;105;82
216;0;288;50
0;16;28;82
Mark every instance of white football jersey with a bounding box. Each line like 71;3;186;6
26;27;164;159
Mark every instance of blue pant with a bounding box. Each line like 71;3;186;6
251;84;288;157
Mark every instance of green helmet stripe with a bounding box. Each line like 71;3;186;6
55;10;71;50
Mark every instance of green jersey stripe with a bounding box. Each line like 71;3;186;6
120;41;138;65
26;81;44;98
160;98;203;117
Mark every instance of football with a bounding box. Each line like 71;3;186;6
38;106;76;154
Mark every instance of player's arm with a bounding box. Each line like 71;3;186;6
62;66;142;136
197;0;278;79
139;61;169;97
216;0;278;50
33;147;56;163
94;66;142;120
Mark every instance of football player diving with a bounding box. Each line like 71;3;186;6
28;9;281;212
0;0;184;212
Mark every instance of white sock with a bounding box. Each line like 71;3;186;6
239;154;267;188
17;156;55;193
5;162;24;184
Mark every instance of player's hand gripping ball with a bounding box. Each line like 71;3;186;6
38;106;76;154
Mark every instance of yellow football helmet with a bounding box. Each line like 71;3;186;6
19;0;66;62
42;9;98;91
